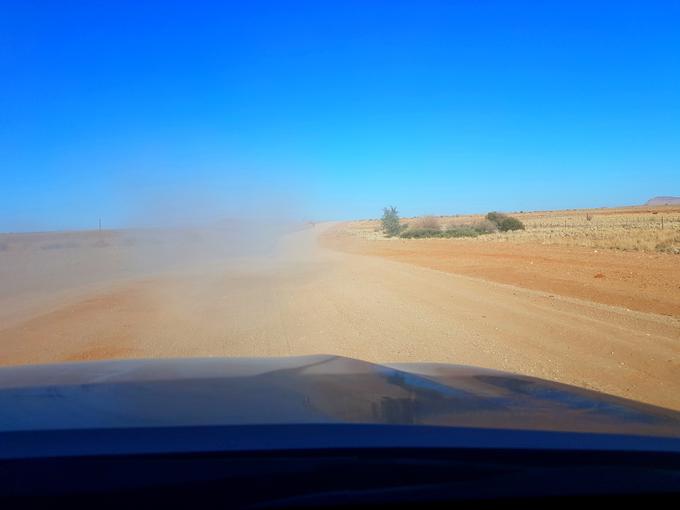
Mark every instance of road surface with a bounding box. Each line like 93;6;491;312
1;224;678;410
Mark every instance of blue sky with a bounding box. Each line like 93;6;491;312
1;1;679;231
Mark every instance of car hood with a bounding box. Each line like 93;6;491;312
0;355;679;439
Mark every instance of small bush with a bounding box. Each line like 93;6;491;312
486;211;525;232
497;217;525;231
411;215;441;230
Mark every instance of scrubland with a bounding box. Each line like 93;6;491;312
352;205;680;254
325;205;680;317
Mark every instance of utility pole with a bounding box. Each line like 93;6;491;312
99;218;101;232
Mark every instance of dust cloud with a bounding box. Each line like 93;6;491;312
0;191;305;329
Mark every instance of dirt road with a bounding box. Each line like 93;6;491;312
323;227;680;317
1;224;679;410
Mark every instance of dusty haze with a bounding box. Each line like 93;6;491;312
0;220;291;328
0;214;679;412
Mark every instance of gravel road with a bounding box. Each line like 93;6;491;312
1;223;678;410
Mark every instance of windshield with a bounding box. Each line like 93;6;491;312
0;0;678;424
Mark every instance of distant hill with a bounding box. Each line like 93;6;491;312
645;196;680;205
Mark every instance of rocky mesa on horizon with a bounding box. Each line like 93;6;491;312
645;196;680;206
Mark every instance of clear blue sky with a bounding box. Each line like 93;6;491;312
1;1;679;231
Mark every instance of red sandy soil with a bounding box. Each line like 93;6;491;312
323;227;680;318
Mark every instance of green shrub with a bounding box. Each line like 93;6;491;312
400;223;498;239
400;226;482;239
485;211;525;232
381;206;401;237
400;228;442;238
497;216;525;231
443;227;480;238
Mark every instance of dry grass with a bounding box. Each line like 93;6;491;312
348;205;680;254
410;215;441;230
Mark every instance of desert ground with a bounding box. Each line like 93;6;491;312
325;206;680;317
0;209;679;411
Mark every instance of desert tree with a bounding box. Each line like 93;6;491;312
381;206;401;237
